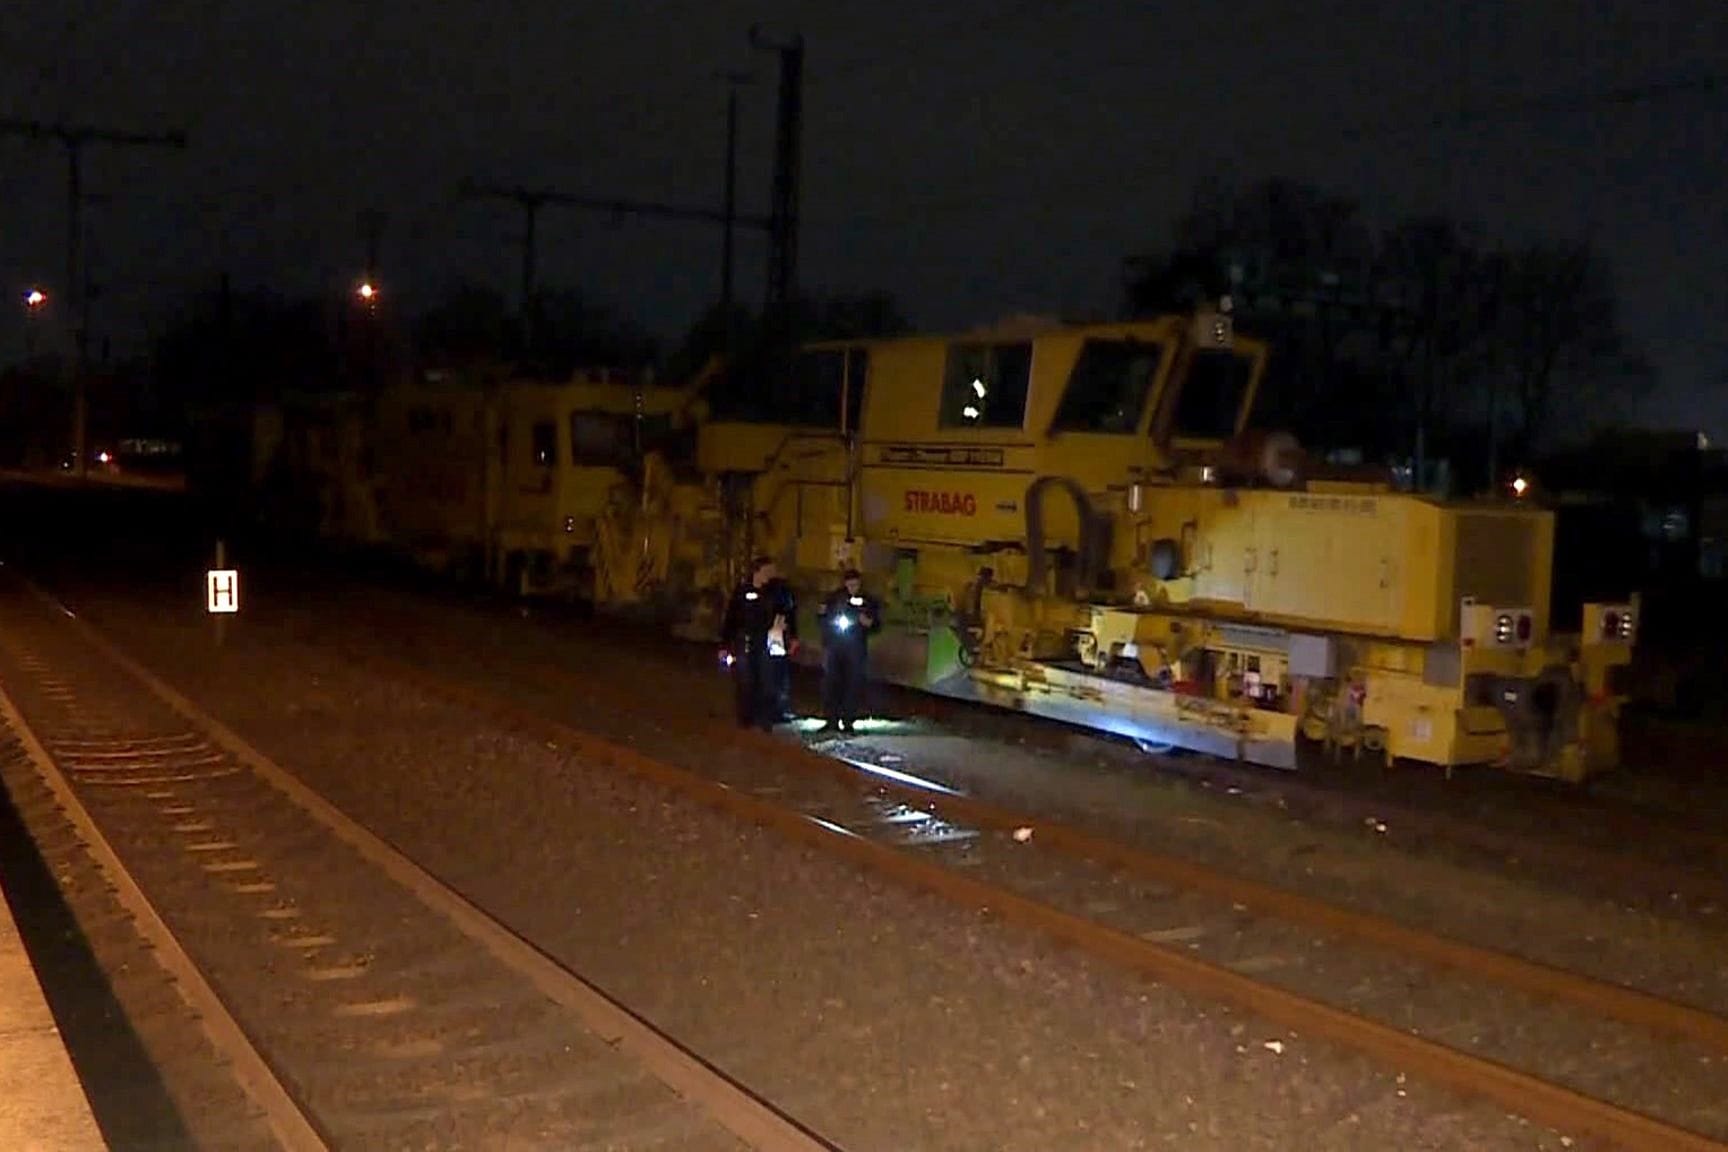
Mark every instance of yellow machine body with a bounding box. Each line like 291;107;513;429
597;314;1637;780
250;391;381;544
369;382;492;574
280;367;707;596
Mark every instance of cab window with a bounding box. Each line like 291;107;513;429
939;341;1031;430
570;412;634;468
1050;338;1167;434
792;349;846;428
1172;349;1252;441
531;420;556;467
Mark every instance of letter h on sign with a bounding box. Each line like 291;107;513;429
206;569;240;614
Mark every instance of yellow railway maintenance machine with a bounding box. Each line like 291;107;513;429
618;310;1636;780
364;366;708;598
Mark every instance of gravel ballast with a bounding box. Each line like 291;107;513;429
31;582;1627;1149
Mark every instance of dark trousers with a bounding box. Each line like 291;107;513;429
775;652;793;718
732;643;778;729
823;643;868;724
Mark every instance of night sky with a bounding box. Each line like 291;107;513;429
3;2;1724;431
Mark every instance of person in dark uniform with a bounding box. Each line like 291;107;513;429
720;556;789;730
816;568;881;732
765;573;800;721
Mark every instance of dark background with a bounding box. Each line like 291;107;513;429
3;2;1724;429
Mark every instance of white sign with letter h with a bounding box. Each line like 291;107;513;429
206;569;240;614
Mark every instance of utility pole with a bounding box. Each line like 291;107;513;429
460;183;549;352
750;26;804;318
521;197;540;346
462;184;771;239
460;179;773;361
357;209;387;392
360;208;385;285
1;118;186;479
721;73;747;335
723;84;740;320
718;71;756;357
1449;4;1489;499
1413;6;1469;497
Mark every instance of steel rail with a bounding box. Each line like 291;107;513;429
399;645;1728;1056
6;573;840;1152
364;651;1728;1152
0;682;331;1152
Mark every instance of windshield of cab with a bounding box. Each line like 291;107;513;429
1048;338;1169;434
1170;347;1255;441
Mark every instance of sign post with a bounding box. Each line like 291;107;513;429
206;540;238;647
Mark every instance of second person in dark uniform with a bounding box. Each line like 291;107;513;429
816;568;880;732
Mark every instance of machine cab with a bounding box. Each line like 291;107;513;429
492;369;701;562
845;311;1267;552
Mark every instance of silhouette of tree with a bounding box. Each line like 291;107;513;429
1123;176;1649;472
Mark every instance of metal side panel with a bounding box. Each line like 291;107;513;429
930;665;1298;771
844;627;1302;771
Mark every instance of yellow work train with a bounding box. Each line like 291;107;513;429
258;365;708;599
593;310;1637;780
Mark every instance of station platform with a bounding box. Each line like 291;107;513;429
0;868;106;1150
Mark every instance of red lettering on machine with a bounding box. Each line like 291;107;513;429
904;490;978;515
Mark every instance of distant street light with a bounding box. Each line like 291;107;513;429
357;281;378;304
23;288;47;357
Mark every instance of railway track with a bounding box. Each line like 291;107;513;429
304;567;1728;920
333;639;1728;1152
869;671;1728;868
50;542;1728;921
14;559;1728;1149
873;681;1728;918
0;574;836;1152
